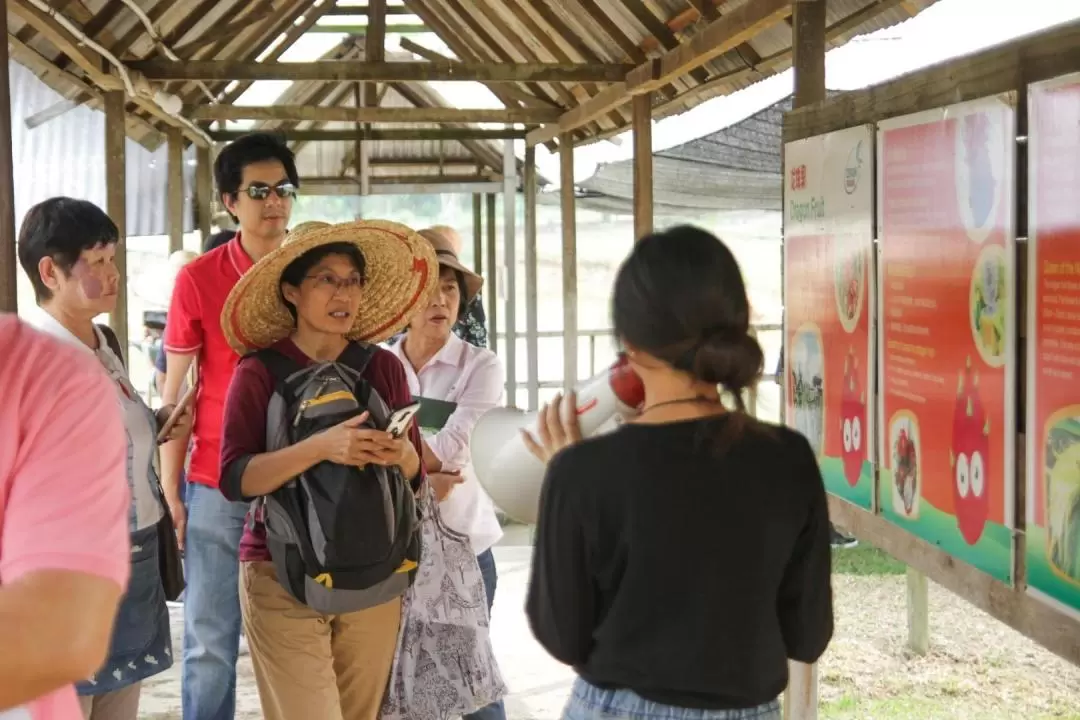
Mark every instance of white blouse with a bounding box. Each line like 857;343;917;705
26;307;163;531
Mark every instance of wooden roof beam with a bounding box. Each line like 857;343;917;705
398;38;558;109
7;0;209;145
324;5;415;15
626;0;792;94
526;0;792;146
210;128;527;142
188;105;559;123
129;59;632;83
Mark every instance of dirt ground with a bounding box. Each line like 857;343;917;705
136;545;1080;720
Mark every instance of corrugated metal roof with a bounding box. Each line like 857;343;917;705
9;60;195;238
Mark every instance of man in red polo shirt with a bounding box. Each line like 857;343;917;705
160;133;298;720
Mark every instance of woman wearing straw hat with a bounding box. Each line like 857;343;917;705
385;229;507;720
217;220;437;720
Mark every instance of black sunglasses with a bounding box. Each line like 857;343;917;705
239;182;297;201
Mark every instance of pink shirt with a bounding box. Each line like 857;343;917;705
0;315;130;720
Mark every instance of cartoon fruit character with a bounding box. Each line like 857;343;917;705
963;112;996;227
1047;440;1080;580
840;350;866;487
950;356;991;544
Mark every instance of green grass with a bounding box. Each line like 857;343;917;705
818;694;1080;720
831;543;906;576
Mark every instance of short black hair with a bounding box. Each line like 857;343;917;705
279;242;366;321
203;229;236;253
17;197;119;302
214;132;299;218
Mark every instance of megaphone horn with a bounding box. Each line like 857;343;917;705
471;354;645;525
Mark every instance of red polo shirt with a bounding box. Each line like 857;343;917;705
164;234;255;489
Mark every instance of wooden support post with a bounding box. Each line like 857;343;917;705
786;3;827;717
783;662;819;720
524;145;540;411
632;93;653;240
0;8;17;314
792;0;827;108
485;194;498;354
560;133;578;390
195;144;213;242
104;91;128;353
167;127;185;254
503;139;518;407
907;567;930;654
472;194;483;274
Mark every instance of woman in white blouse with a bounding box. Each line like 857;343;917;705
18;197;192;720
387;227;507;720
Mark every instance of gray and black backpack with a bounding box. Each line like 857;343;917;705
252;343;422;614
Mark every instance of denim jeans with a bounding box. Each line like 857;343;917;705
464;548;506;720
181;482;249;720
562;678;781;720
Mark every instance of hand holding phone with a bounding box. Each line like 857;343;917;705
157;384;196;444
386;402;421;438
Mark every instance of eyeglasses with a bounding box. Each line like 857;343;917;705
306;272;364;293
239;183;298;201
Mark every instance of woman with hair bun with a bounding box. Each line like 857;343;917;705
523;225;833;720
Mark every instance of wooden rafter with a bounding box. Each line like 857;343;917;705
209;128;527;142
527;0;793;146
407;0;561;109
7;0;207;144
388;82;504;171
397;37;557;109
129;59;631;83
187;104;561;123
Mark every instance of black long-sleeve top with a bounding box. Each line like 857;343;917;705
525;415;834;710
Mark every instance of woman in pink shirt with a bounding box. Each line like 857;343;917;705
16;197;191;720
0;315;129;720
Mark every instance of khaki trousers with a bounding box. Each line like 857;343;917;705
78;683;141;720
239;561;402;720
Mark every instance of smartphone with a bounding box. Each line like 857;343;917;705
156;383;197;444
386;402;422;438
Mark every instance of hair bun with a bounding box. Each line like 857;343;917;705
689;328;764;395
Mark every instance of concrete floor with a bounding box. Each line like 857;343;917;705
148;527;577;719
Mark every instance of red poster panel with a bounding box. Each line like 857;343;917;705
783;125;875;509
877;95;1017;583
1027;74;1080;617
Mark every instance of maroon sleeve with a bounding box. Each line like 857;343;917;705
219;355;274;501
371;349;426;490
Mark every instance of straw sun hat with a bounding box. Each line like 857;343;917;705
419;228;483;304
222;219;438;355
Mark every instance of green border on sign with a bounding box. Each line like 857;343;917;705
878;469;1012;583
821;456;874;510
1027;526;1080;614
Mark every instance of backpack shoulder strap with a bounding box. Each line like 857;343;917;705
96;324;125;368
252;347;304;390
337;341;376;376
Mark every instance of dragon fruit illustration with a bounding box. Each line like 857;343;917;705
950;356;991;544
840;350;866;487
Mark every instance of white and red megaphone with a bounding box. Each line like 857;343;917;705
471;354;645;524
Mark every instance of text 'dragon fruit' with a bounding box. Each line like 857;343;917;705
951;356;991;544
841;350;866;487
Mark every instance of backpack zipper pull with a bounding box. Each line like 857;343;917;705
294;378;332;427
